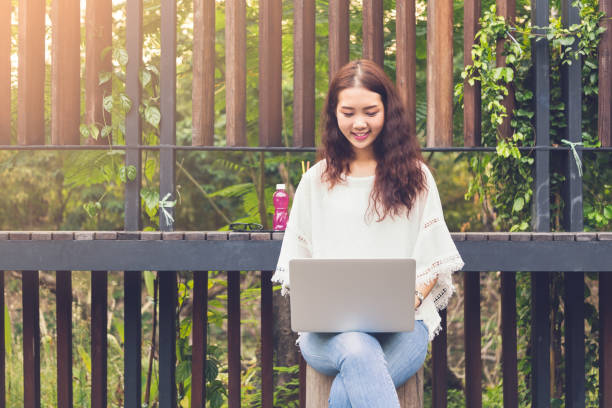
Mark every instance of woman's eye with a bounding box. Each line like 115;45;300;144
367;112;378;117
342;113;354;117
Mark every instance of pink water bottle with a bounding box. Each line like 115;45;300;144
273;184;289;231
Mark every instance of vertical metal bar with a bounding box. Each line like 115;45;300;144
328;0;349;79
293;0;315;147
56;271;73;408
159;0;177;402
22;271;40;408
362;0;384;67
0;2;11;145
600;272;612;407
432;309;447;408
496;0;516;141
192;0;215;146
598;0;612;147
531;272;550;408
124;271;142;408
396;0;416;140
464;271;482;408
561;0;583;233
531;0;551;403
160;0;176;232
51;0;80;145
225;0;246;146
158;272;177;408
191;271;208;408
125;0;142;231
85;0;112;145
564;272;584;408
261;271;273;408
464;0;481;147
501;272;518;408
426;0;453;147
259;0;282;147
0;270;5;408
91;271;108;408
561;3;585;407
18;0;46;145
532;0;550;232
227;270;241;407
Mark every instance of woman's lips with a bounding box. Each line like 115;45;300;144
352;131;370;141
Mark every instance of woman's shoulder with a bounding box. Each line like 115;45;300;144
300;159;327;184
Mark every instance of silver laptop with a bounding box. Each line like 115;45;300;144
289;258;416;333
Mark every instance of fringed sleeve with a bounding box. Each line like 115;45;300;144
272;173;313;295
413;165;465;338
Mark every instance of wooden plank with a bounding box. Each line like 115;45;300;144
299;355;306;407
463;0;481;146
91;271;107;408
601;272;612;407
192;0;215;146
564;272;585;408
431;309;447;408
22;270;40;408
496;0;516;141
123;271;141;408
599;0;612;147
362;0;384;67
18;0;46;145
0;1;11;145
328;0;349;78
531;271;550;408
56;271;73;408
464;271;482;408
227;270;241;407
191;271;208;408
261;271;273;408
85;0;112;145
396;0;417;141
225;0;246;146
426;0;453;147
158;271;177;408
125;0;142;230
258;0;282;147
501;272;518;408
292;0;315;147
51;0;80;145
0;270;4;408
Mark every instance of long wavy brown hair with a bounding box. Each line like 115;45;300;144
317;59;427;222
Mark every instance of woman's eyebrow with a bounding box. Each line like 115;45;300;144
339;105;380;110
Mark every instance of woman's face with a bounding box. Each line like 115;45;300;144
335;86;385;157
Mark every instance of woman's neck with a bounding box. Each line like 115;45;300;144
348;158;377;177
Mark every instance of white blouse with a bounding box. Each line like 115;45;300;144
272;159;464;340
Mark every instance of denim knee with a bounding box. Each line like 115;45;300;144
333;332;384;367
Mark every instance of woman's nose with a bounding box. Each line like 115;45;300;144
353;117;366;128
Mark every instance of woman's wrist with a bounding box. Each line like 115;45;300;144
414;289;425;309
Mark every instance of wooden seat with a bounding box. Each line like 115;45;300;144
305;364;424;408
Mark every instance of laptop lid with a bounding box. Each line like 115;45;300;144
289;258;416;333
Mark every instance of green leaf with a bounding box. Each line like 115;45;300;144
604;205;612;220
145;158;157;182
98;71;112;85
103;95;114;113
119;165;137;183
145;105;161;128
78;345;92;372
140;69;152;87
119;94;132;112
113;48;129;66
512;197;525;212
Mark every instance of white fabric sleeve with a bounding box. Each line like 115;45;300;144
272;173;313;295
412;166;464;333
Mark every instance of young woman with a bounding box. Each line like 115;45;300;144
273;59;464;407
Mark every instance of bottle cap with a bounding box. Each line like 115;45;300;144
276;184;286;190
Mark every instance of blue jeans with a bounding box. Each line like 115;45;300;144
299;321;429;408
